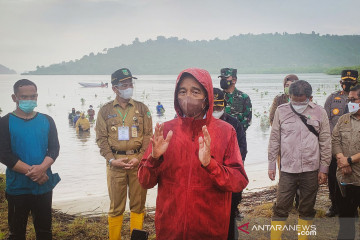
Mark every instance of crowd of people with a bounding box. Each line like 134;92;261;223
0;67;359;240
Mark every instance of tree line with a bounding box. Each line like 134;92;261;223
23;32;360;75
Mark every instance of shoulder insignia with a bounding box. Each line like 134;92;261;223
334;97;341;100
332;108;340;115
147;111;151;118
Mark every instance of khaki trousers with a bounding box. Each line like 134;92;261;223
107;165;147;217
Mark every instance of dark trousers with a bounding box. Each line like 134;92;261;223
273;171;318;220
227;191;242;240
336;185;360;240
328;156;338;211
6;191;53;240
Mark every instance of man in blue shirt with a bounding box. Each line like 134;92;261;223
0;79;60;240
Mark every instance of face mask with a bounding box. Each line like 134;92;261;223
220;78;232;90
342;82;356;92
18;100;37;113
116;87;133;99
348;102;360;114
290;99;309;114
284;87;289;95
178;96;207;118
212;109;224;119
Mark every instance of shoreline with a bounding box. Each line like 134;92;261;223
53;164;278;216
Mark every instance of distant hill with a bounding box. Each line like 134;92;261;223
325;65;360;75
0;64;16;74
23;32;360;75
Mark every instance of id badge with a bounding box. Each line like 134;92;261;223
118;126;130;140
131;125;138;138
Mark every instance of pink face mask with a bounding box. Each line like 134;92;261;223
178;96;207;118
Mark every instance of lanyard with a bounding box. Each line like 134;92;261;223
117;108;129;126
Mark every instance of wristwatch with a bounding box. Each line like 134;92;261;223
347;157;353;165
108;158;114;166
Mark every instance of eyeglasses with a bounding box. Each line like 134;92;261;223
346;98;360;103
116;82;134;89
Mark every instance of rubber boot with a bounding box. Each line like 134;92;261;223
297;218;313;240
270;220;286;240
270;221;286;240
130;212;144;234
108;215;123;240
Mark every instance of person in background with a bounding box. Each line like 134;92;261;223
324;69;358;217
96;68;152;239
268;80;331;240
269;74;300;208
68;107;76;123
219;68;252;131
213;87;247;240
138;68;248;240
269;74;299;125
87;105;95;122
0;79;60;240
75;112;90;133
73;111;81;125
156;102;165;116
332;84;360;239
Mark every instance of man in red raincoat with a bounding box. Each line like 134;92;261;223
138;68;248;239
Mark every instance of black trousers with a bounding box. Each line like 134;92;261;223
328;156;338;211
6;191;53;240
227;191;242;240
336;185;360;240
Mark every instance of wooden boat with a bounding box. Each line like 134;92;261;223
78;82;108;88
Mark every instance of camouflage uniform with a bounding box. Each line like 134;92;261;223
224;88;252;131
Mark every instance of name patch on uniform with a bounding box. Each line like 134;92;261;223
107;114;118;119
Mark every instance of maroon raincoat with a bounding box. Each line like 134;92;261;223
138;68;248;240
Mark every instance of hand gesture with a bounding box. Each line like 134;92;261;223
151;122;173;159
111;157;132;169
337;156;349;168
26;165;46;182
198;125;211;167
36;174;49;185
268;170;276;181
125;158;140;169
341;166;352;175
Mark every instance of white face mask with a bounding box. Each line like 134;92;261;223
116;87;133;99
212;109;224;119
348;102;360;114
291;99;309;114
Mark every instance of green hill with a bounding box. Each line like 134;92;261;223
23;32;360;75
0;64;16;74
325;65;360;75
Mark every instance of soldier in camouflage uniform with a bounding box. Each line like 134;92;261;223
96;68;153;239
324;69;358;217
219;68;252;131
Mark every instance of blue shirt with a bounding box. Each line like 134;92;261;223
0;113;60;195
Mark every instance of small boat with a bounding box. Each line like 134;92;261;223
78;82;108;88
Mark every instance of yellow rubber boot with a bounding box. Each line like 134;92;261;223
297;218;313;240
270;220;286;240
108;215;123;240
130;212;144;234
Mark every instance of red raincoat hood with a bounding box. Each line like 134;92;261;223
174;68;214;123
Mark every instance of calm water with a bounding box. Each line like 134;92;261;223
0;73;340;209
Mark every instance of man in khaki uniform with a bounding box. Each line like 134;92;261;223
96;68;152;239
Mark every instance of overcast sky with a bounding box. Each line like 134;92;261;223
1;0;360;73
